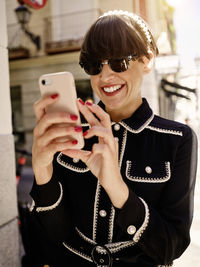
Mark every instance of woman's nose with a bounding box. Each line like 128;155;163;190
100;63;115;81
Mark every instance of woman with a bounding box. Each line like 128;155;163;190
30;10;198;267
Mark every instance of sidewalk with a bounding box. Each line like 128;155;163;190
173;146;200;267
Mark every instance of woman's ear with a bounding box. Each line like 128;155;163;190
142;51;154;74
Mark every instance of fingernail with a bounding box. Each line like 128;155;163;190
72;140;78;145
78;98;85;105
74;126;82;132
86;101;93;106
51;93;58;99
70;114;78;121
83;130;88;136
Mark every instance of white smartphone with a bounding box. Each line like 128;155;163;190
39;71;84;149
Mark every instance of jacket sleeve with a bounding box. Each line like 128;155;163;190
30;153;73;244
115;126;198;265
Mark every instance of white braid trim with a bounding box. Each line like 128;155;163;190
133;197;150;243
63;242;93;262
35;182;63;212
29;199;35;212
146;126;183;136
120;113;154;134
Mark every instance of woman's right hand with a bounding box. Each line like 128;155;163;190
32;94;81;185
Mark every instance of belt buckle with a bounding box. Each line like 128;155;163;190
91;244;113;267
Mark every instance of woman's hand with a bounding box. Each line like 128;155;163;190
32;94;82;185
62;99;129;208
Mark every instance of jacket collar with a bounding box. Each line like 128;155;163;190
82;98;154;133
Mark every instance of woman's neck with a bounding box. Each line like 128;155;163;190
106;98;143;122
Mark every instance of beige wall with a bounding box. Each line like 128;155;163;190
0;0;12;134
0;0;20;266
99;0;133;13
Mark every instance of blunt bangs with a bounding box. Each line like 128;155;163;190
80;14;153;63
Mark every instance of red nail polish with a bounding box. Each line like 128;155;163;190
78;98;85;105
86;101;93;106
70;114;78;121
72;140;78;145
51;94;58;99
83;130;88;136
74;126;82;132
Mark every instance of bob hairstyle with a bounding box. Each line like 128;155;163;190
80;10;159;63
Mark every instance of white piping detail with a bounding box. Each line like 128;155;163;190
146;126;183;136
75;227;135;253
126;161;171;183
76;227;96;245
92;181;101;241
104;240;135;253
29;199;35;212
133;197;149;243
35;182;63;212
106;129;127;243
63;242;93;262
119;113;154;133
57;152;89;173
81;122;90;127
108;206;115;243
119;129;127;169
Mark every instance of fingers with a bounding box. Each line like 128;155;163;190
34;111;79;137
44;139;80;155
77;99;100;127
37;125;82;147
83;125;113;145
85;101;112;129
34;94;59;122
77;99;111;129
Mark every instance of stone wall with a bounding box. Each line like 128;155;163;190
0;0;20;266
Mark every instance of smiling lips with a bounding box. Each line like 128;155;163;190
101;84;124;95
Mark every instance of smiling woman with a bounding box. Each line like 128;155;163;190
29;10;198;267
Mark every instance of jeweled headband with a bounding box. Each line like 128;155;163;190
99;10;152;51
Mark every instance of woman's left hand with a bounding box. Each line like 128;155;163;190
62;99;129;208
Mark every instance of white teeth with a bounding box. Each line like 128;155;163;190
103;85;122;93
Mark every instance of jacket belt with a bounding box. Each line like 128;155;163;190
62;227;173;267
63;227;136;266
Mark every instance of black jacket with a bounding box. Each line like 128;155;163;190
30;98;198;267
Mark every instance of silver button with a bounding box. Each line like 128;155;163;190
99;210;107;217
73;158;79;163
114;123;120;131
145;166;152;174
127;225;136;235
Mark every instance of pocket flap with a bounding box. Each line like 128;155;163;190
125;160;171;183
57;152;89;173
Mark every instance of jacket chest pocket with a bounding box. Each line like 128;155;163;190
125;160;171;183
57;152;89;173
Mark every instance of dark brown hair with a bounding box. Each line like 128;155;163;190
80;11;159;63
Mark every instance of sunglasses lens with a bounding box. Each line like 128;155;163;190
80;61;101;75
110;58;129;72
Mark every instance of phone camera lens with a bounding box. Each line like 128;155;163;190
41;79;46;85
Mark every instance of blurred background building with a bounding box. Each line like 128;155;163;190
0;0;199;266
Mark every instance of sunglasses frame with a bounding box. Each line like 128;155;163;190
79;54;137;75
